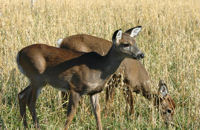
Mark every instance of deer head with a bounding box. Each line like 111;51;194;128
157;80;176;124
112;26;144;60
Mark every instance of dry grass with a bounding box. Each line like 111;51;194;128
0;0;200;129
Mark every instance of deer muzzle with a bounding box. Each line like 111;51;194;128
135;52;144;60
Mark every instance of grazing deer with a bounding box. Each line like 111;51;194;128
17;27;144;130
57;27;176;123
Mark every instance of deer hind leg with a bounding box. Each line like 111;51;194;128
18;85;31;128
90;94;102;130
65;90;80;130
26;81;45;128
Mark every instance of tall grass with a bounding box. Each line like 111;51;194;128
0;0;200;129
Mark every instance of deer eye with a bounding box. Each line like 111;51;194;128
167;109;172;113
122;44;130;47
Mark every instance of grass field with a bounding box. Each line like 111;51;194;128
0;0;200;129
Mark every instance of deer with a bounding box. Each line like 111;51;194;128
16;27;145;130
57;27;176;124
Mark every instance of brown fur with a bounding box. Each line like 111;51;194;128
17;29;144;129
59;32;176;123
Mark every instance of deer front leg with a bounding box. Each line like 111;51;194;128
104;84;115;116
105;84;115;105
123;85;134;115
65;90;80;130
61;91;69;110
90;94;102;130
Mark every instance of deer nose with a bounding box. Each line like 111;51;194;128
140;53;144;59
137;52;144;59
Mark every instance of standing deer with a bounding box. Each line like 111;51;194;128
57;27;176;123
17;27;144;129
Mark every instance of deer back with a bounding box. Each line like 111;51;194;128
59;34;149;90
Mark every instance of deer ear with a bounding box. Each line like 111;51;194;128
112;29;122;44
158;80;168;97
125;26;142;37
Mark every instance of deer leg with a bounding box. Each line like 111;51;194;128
27;82;44;128
90;94;102;130
123;85;134;115
105;74;118;106
127;88;134;115
105;84;115;116
18;85;31;128
105;84;115;105
61;91;69;110
64;90;80;130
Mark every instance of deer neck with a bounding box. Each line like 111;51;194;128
100;46;125;79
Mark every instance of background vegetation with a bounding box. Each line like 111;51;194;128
0;0;199;129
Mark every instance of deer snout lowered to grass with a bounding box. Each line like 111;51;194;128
57;26;176;124
17;27;144;129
